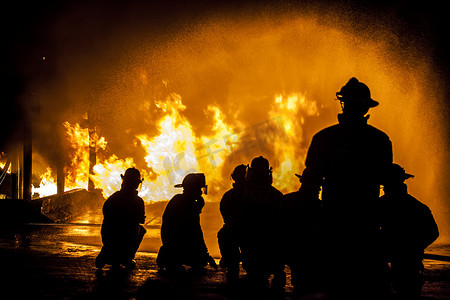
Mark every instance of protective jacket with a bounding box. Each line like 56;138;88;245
299;113;393;295
100;188;146;265
158;193;210;268
300;114;392;222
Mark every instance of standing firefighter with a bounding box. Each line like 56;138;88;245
380;163;439;297
157;173;217;273
96;167;147;270
235;156;285;289
280;174;321;294
218;164;247;280
299;77;393;297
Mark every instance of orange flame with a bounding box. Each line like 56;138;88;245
32;167;57;197
32;91;322;203
270;93;319;191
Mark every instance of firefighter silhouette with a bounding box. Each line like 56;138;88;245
157;173;217;273
379;163;439;297
279;173;321;294
218;164;247;280
298;77;393;297
96;167;146;270
234;156;285;289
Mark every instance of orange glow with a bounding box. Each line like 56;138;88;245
32;91;324;202
0;162;11;173
27;9;448;240
0;153;11;174
270;93;319;191
32;167;57;197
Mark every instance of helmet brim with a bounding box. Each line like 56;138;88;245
336;92;379;108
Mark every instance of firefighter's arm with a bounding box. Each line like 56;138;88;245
299;134;324;200
423;208;439;249
138;199;146;224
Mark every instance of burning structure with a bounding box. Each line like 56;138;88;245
0;1;448;240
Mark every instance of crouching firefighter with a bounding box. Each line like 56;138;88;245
157;173;217;273
96;167;147;270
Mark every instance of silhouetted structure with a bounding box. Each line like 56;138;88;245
157;173;216;273
96;167;146;270
379;163;439;297
234;156;285;289
218;164;247;280
299;78;393;297
280;174;321;294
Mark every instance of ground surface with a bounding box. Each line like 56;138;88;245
0;224;449;299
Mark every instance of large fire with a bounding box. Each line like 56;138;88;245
31;91;319;203
13;4;445;240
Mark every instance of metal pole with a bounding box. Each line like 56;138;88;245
23;119;32;201
88;112;96;191
10;146;19;199
57;152;65;195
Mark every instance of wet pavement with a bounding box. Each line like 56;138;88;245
0;224;449;299
0;223;293;300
